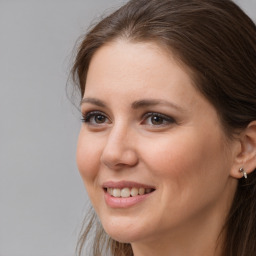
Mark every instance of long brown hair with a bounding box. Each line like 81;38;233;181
71;0;256;255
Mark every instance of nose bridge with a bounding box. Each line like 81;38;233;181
112;118;127;138
101;121;138;169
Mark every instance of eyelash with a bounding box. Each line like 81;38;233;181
81;111;176;127
141;112;176;126
81;111;109;125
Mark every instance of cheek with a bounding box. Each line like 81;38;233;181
138;130;231;229
140;128;227;185
76;129;102;184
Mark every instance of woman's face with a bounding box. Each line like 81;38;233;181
77;41;238;246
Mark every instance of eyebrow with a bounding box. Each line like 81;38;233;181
80;98;107;107
131;99;185;112
81;97;184;112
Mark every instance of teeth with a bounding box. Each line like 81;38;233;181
145;188;151;193
139;188;145;195
107;187;153;198
112;188;121;197
121;188;130;198
131;187;139;197
107;188;113;195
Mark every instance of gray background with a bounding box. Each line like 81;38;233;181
0;1;255;256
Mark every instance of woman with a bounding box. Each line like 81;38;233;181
71;0;256;255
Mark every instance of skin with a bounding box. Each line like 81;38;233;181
77;40;241;256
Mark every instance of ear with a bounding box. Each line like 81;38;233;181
230;121;256;179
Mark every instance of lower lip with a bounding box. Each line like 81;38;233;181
104;191;153;208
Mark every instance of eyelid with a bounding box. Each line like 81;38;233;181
81;109;176;127
81;110;111;124
141;112;176;126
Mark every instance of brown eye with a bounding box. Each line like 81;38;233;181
94;115;106;124
142;112;175;127
82;111;110;125
151;116;164;125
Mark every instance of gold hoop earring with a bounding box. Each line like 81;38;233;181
239;167;247;179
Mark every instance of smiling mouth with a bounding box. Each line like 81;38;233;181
104;187;155;198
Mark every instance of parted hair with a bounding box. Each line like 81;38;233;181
71;0;256;255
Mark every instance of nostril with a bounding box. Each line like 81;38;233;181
100;147;139;170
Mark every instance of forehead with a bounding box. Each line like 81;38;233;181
85;40;196;101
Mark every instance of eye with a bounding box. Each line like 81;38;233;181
81;111;110;125
142;112;175;126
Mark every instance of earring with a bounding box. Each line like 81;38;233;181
239;167;247;179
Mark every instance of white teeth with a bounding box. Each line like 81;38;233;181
131;187;139;197
112;188;121;197
121;188;130;198
139;188;145;195
107;187;153;198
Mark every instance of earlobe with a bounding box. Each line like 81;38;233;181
230;121;256;179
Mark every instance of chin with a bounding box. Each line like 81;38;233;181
102;217;145;243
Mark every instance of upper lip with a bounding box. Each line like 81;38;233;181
102;180;156;189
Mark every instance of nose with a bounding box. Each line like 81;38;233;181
100;124;139;170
